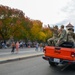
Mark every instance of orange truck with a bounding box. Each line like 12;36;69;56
42;42;75;69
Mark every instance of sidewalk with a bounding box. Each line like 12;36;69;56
0;48;44;64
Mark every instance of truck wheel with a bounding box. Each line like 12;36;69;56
49;60;57;66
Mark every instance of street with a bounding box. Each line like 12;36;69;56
0;56;75;75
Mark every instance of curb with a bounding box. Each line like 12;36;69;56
0;53;44;64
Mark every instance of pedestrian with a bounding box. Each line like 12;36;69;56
39;43;43;51
56;25;67;46
11;42;15;53
15;41;19;53
35;42;39;51
2;42;5;48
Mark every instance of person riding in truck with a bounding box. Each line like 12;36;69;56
47;25;59;46
56;25;67;46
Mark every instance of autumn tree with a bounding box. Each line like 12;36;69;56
0;5;53;43
42;26;53;42
23;17;33;40
31;20;44;42
38;31;46;42
0;5;26;40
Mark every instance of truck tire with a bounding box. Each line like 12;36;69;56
49;60;58;66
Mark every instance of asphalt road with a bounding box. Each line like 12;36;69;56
0;56;75;75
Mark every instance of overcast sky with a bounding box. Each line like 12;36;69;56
0;0;75;27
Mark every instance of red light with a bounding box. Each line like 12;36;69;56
71;52;75;57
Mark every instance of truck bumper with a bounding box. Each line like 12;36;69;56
42;56;75;64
